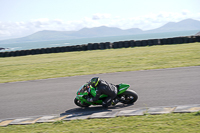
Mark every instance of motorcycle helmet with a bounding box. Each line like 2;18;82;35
89;77;100;88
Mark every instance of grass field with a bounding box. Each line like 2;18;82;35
0;112;200;133
0;43;200;132
0;43;200;83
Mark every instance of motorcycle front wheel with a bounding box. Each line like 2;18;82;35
119;90;138;104
74;98;91;107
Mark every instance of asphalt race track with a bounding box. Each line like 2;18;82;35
0;66;200;120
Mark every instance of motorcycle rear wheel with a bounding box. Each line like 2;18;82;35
74;98;91;107
119;90;138;104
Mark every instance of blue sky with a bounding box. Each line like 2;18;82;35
0;0;200;40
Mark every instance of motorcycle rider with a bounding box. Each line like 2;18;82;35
86;77;118;108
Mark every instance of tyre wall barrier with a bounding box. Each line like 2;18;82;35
196;36;200;42
0;35;200;57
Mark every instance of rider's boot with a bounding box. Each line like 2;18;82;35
111;98;119;106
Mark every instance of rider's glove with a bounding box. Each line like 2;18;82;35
84;84;90;89
87;98;93;102
84;84;90;93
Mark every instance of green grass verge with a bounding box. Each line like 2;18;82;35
0;43;200;83
0;112;200;133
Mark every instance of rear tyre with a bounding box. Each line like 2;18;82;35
74;98;91;107
119;90;138;104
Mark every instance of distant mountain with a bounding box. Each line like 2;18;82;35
72;26;143;37
146;19;200;33
0;18;200;44
19;30;78;41
0;26;143;44
196;31;200;36
0;30;78;44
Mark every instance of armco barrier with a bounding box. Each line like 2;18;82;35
0;35;200;57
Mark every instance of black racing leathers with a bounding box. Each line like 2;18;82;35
91;80;118;107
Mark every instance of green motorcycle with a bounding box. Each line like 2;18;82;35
74;83;138;107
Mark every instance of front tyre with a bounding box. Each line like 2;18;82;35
74;98;91;107
119;90;138;104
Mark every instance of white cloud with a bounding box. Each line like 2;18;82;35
181;10;190;16
92;13;111;20
115;11;200;30
0;11;200;40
